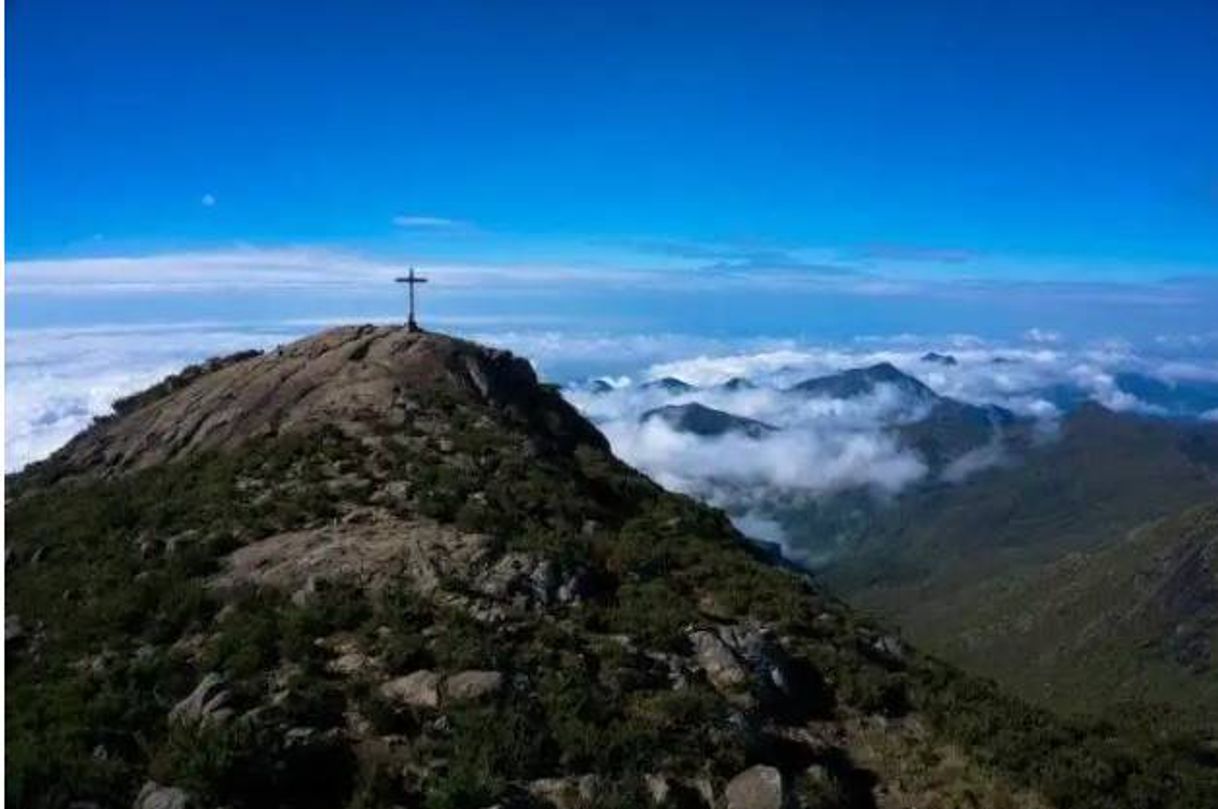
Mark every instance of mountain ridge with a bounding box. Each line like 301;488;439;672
640;402;777;439
8;326;1218;809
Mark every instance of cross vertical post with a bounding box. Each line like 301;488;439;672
395;267;429;332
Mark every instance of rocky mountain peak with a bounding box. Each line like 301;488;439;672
36;325;606;478
640;402;777;439
787;362;936;401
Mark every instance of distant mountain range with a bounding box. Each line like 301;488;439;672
576;358;1218;422
569;358;1218;730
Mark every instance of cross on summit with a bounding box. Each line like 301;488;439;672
395;267;428;332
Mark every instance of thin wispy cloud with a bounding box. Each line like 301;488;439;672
201;193;216;207
8;245;1214;306
392;214;464;228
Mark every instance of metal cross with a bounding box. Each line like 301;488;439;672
395;267;429;332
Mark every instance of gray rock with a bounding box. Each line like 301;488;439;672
527;775;598;809
380;670;441;708
328;650;376;677
134;782;192;809
556;569;591;604
475;552;535;599
284;726;316;746
688;628;749;691
724;765;784;809
644;774;672;805
168;673;232;726
443;670;504;704
530;559;557;605
869;634;906;664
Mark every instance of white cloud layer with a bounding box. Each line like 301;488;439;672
559;332;1218;550
8;322;1218;504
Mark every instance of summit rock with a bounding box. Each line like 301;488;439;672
37;325;605;477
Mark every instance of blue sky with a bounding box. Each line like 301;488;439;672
7;2;1218;468
9;0;1218;264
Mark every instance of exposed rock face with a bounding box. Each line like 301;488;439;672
688;627;751;692
210;514;496;595
528;775;598;809
39;326;606;477
723;765;785;809
168;673;232;727
443;670;503;704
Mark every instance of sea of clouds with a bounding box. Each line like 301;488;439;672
7;323;1218;494
557;331;1218;553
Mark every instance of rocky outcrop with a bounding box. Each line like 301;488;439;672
688;627;751;692
527;775;598;809
379;670;442;709
133;782;192;809
379;670;504;709
168;673;232;726
688;624;832;719
210;513;495;595
443;670;503;704
38;326;607;478
724;765;785;809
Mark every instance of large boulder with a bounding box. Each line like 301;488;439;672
688;628;749;691
689;624;831;720
443;670;504;704
724;765;785;809
379;670;441;709
474;552;552;606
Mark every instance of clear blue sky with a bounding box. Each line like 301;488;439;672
9;0;1218;266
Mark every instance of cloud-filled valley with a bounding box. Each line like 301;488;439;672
8;321;1218;510
561;335;1218;559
